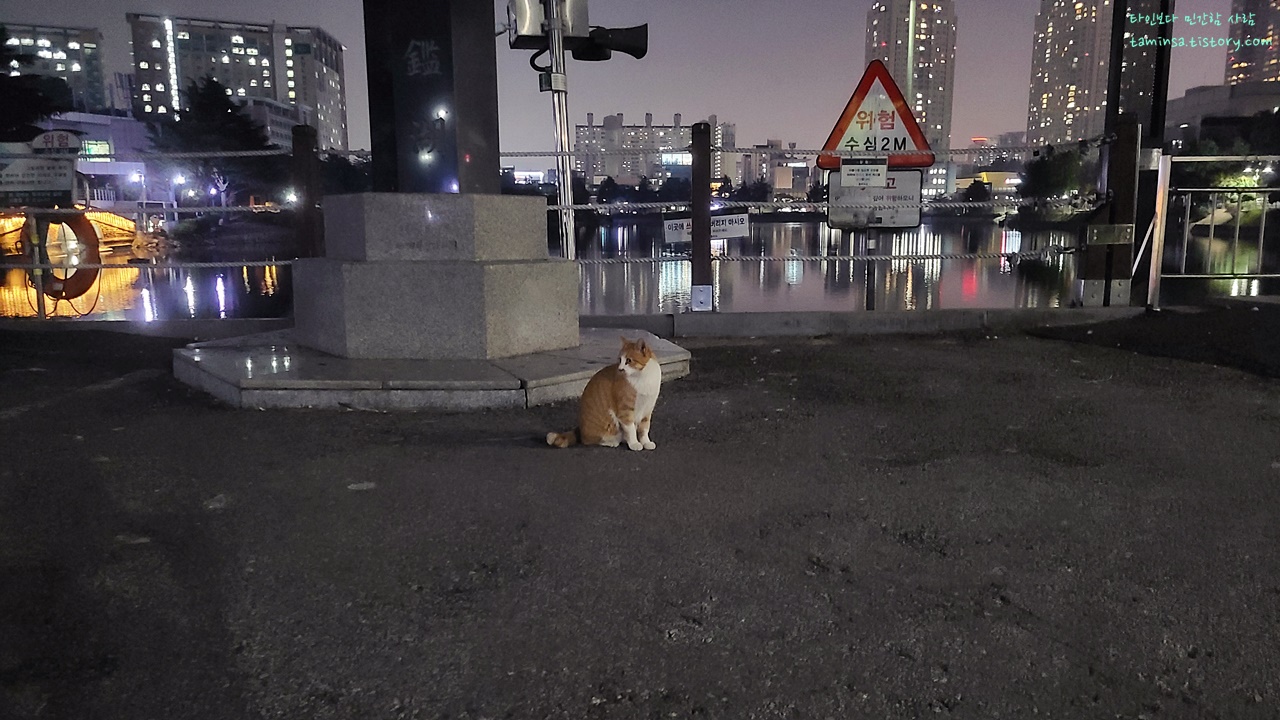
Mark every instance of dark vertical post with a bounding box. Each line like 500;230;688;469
362;0;501;194
690;122;713;311
291;124;324;258
1102;0;1176;304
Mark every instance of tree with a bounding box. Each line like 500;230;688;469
656;177;691;202
321;152;371;195
729;180;772;203
1018;146;1082;200
146;75;285;206
0;25;74;141
596;176;621;203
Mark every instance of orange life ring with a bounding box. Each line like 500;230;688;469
26;212;101;301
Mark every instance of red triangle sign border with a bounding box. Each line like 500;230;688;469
817;59;935;170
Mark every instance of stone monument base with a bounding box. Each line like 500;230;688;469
291;192;579;360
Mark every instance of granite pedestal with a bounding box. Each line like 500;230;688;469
292;193;579;360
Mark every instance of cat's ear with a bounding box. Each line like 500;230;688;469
637;337;653;356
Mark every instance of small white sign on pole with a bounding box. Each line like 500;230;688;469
827;169;923;230
663;212;751;245
840;157;888;188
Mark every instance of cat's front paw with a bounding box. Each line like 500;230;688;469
627;440;644;451
642;440;656;450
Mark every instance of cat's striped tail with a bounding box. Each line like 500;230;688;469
545;428;579;448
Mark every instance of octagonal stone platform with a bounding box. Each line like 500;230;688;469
173;327;690;411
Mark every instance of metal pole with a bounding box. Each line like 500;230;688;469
25;212;47;320
690;122;713;311
1258;190;1268;275
546;0;576;259
1148;155;1171;309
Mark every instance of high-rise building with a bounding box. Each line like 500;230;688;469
1226;0;1280;84
574;113;737;185
2;23;108;112
1026;0;1112;147
125;13;348;151
865;0;957;197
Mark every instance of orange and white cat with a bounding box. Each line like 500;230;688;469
546;336;662;451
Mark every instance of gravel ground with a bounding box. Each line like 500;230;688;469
2;319;1279;720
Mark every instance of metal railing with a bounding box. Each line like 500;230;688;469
1147;155;1280;309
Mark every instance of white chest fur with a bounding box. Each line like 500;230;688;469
626;359;662;419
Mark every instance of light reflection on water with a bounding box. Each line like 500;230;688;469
577;219;1078;314
2;219;1076;319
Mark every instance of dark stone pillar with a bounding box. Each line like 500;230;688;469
362;0;501;194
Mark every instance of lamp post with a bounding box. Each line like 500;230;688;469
545;0;575;259
130;171;147;241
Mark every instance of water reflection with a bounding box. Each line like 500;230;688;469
577;218;1078;314
3;216;1076;320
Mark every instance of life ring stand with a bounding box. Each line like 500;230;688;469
26;211;101;301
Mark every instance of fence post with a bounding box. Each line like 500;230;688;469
291;124;324;258
690;122;713;311
1147;154;1172;310
25;211;47;320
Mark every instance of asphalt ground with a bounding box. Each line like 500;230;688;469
2;309;1279;720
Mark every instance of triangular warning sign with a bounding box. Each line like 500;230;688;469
817;59;934;170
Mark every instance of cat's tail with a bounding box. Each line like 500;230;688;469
545;428;579;448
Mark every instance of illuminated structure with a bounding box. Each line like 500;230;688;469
1026;0;1112;147
2;23;107;112
125;13;348;151
1225;0;1280;84
574;113;737;185
864;0;956;152
865;0;957;197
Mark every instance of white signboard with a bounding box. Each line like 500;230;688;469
827;169;923;230
840;157;888;188
663;212;750;245
0;133;79;207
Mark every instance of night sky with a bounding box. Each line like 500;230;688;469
8;0;1229;169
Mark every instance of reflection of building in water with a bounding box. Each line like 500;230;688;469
886;227;944;310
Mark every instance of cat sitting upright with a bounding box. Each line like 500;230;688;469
546;336;662;451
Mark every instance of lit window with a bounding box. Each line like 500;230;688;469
285;38;292;46
249;58;257;65
55;63;64;71
144;104;153;112
222;55;230;63
237;88;246;96
287;80;295;88
140;61;150;69
225;88;232;96
37;38;51;47
261;59;269;66
4;38;17;46
288;90;295;99
20;38;33;46
286;70;294;78
151;39;161;48
177;32;189;40
231;35;244;44
143;93;151;101
141;83;150;91
53;51;66;59
250;79;258;87
157;83;165;91
264;81;271;87
262;69;270;77
71;63;81;72
158;106;167;114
